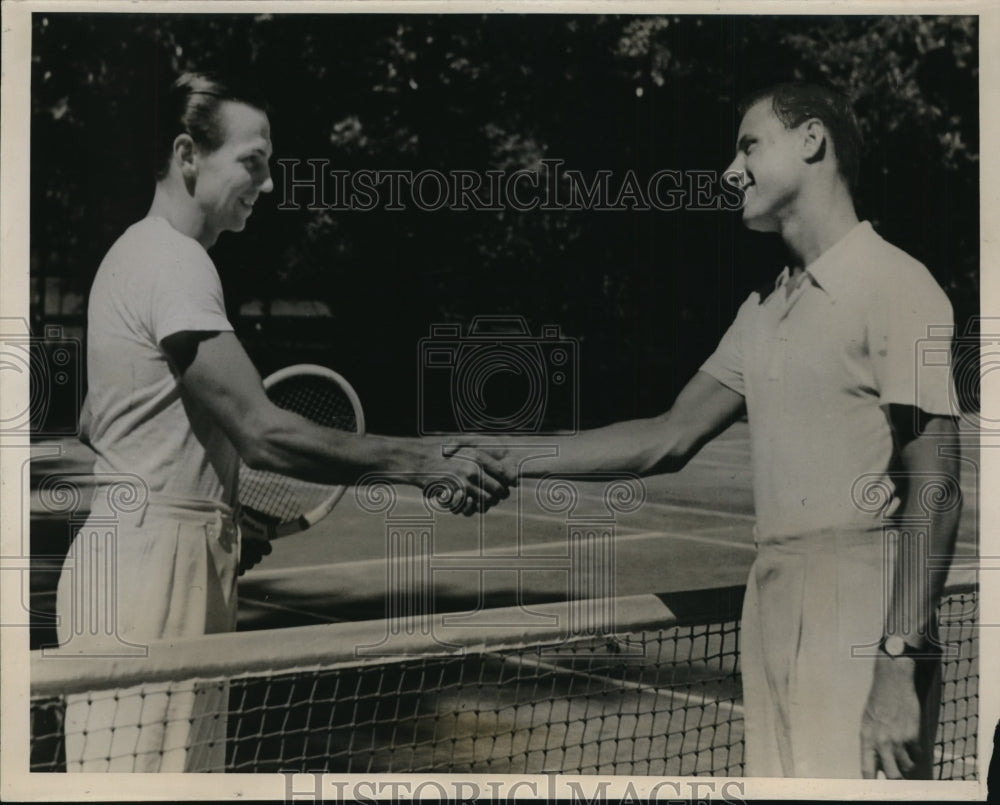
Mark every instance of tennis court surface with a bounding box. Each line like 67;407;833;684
28;421;981;777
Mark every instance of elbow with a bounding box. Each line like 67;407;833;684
240;443;272;472
231;413;279;472
235;436;270;472
649;431;696;474
666;441;696;471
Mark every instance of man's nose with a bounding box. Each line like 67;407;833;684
722;161;747;189
723;157;745;187
259;164;274;195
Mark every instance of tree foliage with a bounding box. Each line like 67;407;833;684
30;13;979;428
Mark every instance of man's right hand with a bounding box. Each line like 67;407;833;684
421;437;517;516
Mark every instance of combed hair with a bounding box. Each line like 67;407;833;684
740;82;863;193
154;72;267;181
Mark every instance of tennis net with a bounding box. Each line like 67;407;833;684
29;583;978;777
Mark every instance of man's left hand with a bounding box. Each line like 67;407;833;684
239;530;273;575
860;656;922;778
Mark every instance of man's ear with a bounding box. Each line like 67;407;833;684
173;133;198;191
801;118;827;165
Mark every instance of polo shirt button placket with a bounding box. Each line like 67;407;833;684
768;318;787;383
768;277;806;383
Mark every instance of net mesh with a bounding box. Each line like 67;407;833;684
935;588;979;781
30;585;977;778
238;372;359;524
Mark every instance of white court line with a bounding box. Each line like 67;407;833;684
697;445;752;457
675;458;978;499
244;516;979;583
242;597;346;624
701;442;750;450
671;458;754;473
499;493;756;524
507;653;745;715
247;474;980;581
383;488;758;524
480;483;980;527
244;528;758;581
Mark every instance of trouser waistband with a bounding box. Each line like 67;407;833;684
89;487;236;527
754;525;883;555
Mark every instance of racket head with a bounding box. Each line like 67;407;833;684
238;364;365;537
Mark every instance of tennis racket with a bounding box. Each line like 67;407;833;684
238;364;365;538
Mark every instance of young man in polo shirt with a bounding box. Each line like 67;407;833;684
514;82;961;778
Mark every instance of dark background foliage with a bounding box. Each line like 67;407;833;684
30;13;979;433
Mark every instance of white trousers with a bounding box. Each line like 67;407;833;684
740;528;941;778
54;496;240;772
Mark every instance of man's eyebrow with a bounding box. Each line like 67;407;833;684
242;144;273;158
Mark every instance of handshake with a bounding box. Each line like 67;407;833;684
421;435;520;517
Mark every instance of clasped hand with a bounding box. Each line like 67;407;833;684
425;436;517;516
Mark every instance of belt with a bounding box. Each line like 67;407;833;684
89;487;238;534
754;525;883;555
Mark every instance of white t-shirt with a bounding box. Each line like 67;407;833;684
83;216;239;505
700;221;957;540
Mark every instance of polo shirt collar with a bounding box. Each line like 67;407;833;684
799;220;874;300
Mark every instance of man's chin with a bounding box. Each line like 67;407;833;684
742;211;778;233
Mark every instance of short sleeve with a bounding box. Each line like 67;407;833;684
867;268;957;416
149;244;233;345
699;295;755;397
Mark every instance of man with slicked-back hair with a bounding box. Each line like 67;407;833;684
58;72;515;772
510;82;961;778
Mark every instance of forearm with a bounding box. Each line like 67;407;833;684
241;407;429;486
863;412;960;779
166;332;435;487
516;413;690;478
517;371;745;479
883;414;962;647
885;480;961;646
863;470;958;780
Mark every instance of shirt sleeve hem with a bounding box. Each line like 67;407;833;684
698;364;745;397
877;390;960;418
155;319;234;345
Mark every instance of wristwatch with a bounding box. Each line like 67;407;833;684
878;634;923;658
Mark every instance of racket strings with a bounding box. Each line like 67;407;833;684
270;377;358;431
239;375;359;525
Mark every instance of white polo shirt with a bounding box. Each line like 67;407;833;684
700;221;956;540
83;216;240;506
